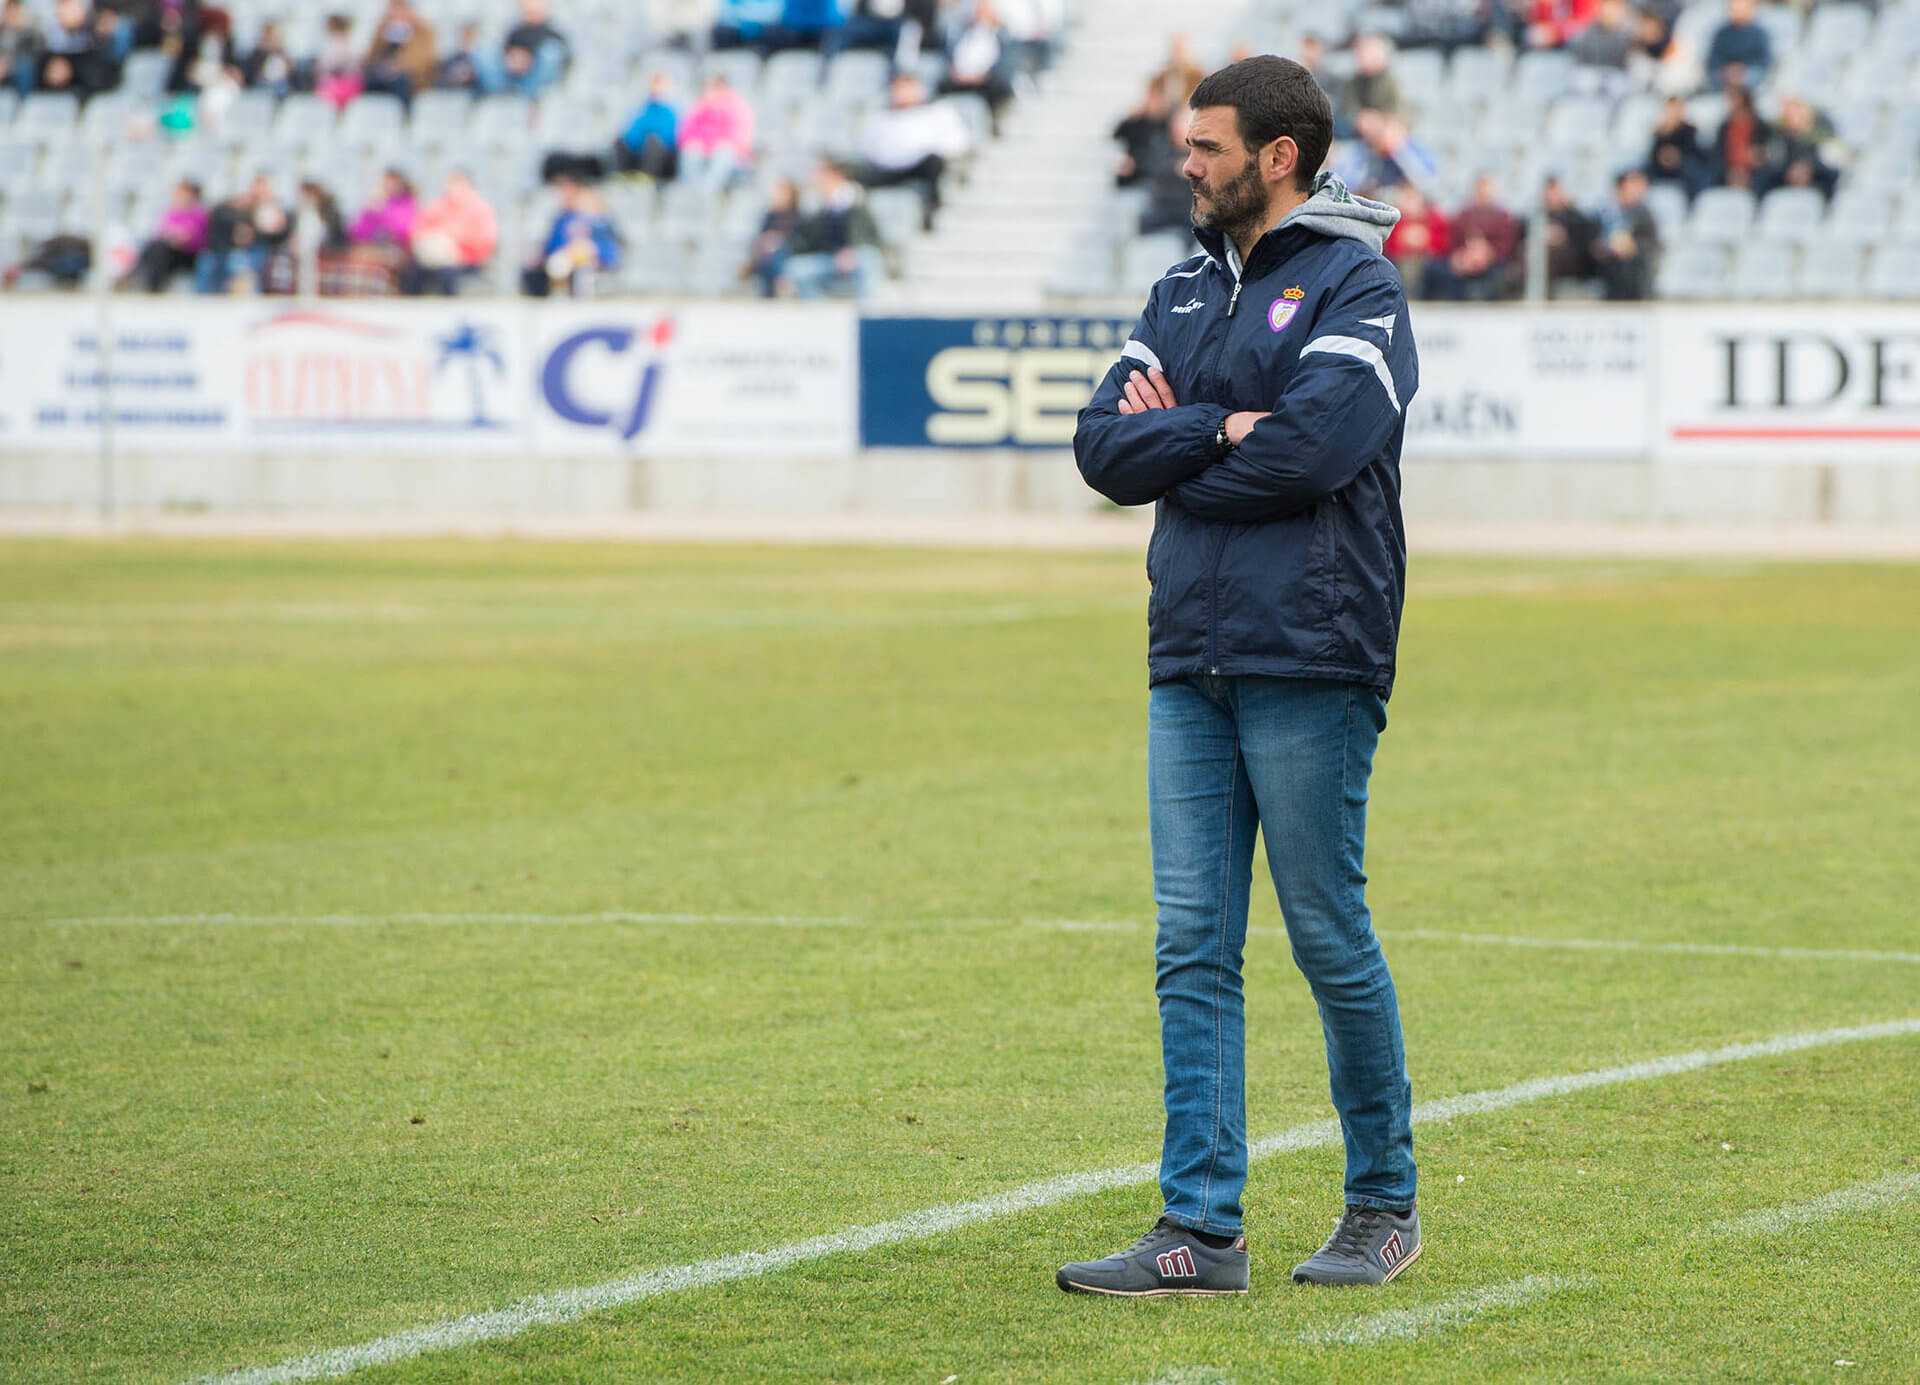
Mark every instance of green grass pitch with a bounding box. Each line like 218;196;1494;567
3;538;1918;1384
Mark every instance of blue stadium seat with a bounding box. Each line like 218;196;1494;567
1806;4;1874;61
410;90;473;149
272;94;337;148
17;92;78;140
340;93;407;151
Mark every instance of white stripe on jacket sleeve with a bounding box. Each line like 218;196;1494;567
1120;339;1163;373
1299;334;1402;413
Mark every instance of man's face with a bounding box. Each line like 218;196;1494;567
1183;105;1269;234
1618;172;1646;206
1728;0;1754;24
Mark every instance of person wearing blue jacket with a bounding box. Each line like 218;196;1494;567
1059;55;1422;1299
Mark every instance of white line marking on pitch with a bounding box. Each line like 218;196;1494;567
1707;1171;1920;1239
186;1018;1920;1385
1297;1274;1589;1346
41;912;1920;970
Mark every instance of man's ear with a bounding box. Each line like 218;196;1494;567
1266;135;1299;186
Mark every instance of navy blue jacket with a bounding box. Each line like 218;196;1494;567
1074;177;1418;696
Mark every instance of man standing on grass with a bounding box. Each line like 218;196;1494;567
1060;55;1420;1296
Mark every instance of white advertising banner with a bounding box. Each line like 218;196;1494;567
235;301;529;450
0;300;859;457
1654;306;1920;462
1404;307;1651;458
530;302;859;456
1;300;243;450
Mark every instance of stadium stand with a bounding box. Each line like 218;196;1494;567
1;0;1914;301
1063;0;1920;302
0;0;1067;296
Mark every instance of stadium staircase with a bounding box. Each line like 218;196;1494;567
882;0;1236;311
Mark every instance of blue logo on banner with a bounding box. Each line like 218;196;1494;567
860;316;1137;448
541;320;671;442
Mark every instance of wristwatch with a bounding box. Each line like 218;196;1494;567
1215;419;1232;453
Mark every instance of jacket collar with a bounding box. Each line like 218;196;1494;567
1193;220;1316;282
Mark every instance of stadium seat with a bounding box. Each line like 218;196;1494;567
17;92;78;140
469;97;534;152
1866;243;1920;298
1806;3;1874;61
272;94;337;148
1728;240;1798;299
824;50;891;109
1654;241;1729;299
0;140;37;186
1792;241;1866;297
864;187;924;251
1542;95;1612;153
1822;190;1893;246
339;94;407;151
1755;186;1825;242
410;90;473;149
119;49;172;101
1121;231;1198;294
1392;48;1446;114
1512;50;1575;110
1643;181;1690;243
698;49;764;97
940;93;993;148
1685;186;1755;246
1445;45;1509;108
762;50;823;113
1754;4;1805;55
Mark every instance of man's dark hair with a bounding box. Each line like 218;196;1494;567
1189;55;1332;192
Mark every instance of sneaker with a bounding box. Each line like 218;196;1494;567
1056;1217;1250;1297
1291;1204;1421;1285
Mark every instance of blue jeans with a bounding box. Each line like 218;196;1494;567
1149;675;1415;1236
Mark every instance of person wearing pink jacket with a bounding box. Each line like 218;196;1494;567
677;73;755;191
405;170;499;295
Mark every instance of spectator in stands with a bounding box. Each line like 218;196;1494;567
712;0;784;51
677;72;755;192
1433;172;1521;300
343;167;418;289
744;174;802;295
0;0;43;98
1705;0;1769;91
363;0;436;105
1572;0;1635;71
780;0;847;50
1521;0;1601;51
241;20;299;97
1399;0;1492;53
314;13;364;110
1151;32;1204;104
481;0;568;97
1590;166;1659;299
1541;174;1597;293
1383;183;1450;299
835;0;930;57
780;159;884;298
855;72;971;230
1712;81;1768;189
1137;104;1193;236
123;177;208;292
617;72;680;179
38;0;118;100
1337;33;1405;132
197;173;291;294
403;168;497;294
1;231;91;287
993;0;1064;78
1758;95;1839;201
1112;76;1172;189
1646;93;1706;200
435;21;482;90
524;176;620;297
1294;32;1328;91
1336;110;1441;201
188;42;243;132
939;1;1017;133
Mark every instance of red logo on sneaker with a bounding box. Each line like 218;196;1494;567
1379;1230;1405;1270
1155;1246;1198;1279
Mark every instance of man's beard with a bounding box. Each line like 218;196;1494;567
1190;158;1267;244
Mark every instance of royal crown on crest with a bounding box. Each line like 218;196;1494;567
1282;285;1306;300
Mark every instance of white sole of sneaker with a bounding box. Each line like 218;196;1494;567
1380;1240;1423;1283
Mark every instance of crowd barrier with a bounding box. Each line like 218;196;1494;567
1;298;1916;512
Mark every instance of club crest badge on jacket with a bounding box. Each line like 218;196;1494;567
1269;285;1306;333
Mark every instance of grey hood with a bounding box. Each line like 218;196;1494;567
1275;171;1400;254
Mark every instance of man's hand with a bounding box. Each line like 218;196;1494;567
1117;367;1178;414
1223;411;1265;447
1117;368;1267;447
